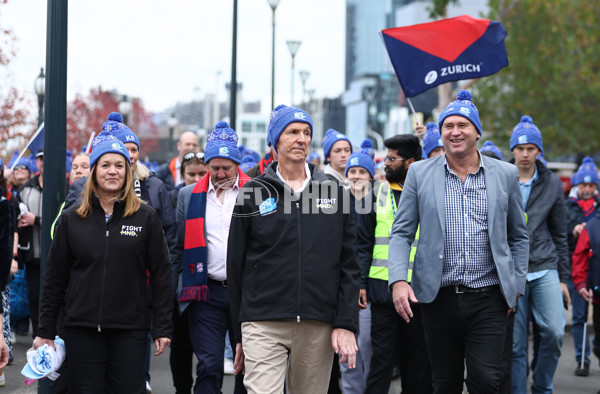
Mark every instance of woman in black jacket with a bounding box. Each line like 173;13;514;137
34;132;172;393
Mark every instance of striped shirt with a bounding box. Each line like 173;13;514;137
440;157;499;288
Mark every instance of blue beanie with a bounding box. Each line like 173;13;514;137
510;115;543;154
104;112;139;150
480;140;504;161
438;89;482;135
423;122;444;158
307;151;321;162
205;121;242;164
360;139;375;159
239;155;257;173
572;157;599;186
323;129;352;162
268;104;313;153
0;159;4;171
345;150;375;179
89;130;131;168
14;158;31;171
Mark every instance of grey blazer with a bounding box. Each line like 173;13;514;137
388;154;529;308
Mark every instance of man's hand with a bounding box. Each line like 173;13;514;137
10;259;18;275
358;289;368;309
415;123;427;139
234;342;245;375
573;223;586;238
579;287;593;303
331;328;358;369
154;337;171;356
33;336;56;351
392;281;418;322
561;282;571;307
18;212;35;228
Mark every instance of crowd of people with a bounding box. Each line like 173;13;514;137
0;89;598;393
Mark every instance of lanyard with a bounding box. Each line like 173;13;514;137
390;189;397;216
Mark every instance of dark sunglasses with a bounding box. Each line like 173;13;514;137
14;164;29;170
183;152;205;162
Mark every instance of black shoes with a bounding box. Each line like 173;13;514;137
575;361;590;376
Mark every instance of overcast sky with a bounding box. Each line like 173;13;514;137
1;0;346;114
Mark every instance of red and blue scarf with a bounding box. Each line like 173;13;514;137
178;168;250;302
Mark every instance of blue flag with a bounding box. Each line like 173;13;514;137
381;15;509;97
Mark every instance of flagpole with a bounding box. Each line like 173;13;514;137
9;122;44;170
85;131;96;154
406;97;418;123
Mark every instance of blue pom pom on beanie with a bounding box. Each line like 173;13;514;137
322;129;352;162
572;157;599;187
102;112;139;150
360;139;374;159
268;104;313;153
480;140;504;161
89;130;131;168
204;121;242;164
438;89;482;135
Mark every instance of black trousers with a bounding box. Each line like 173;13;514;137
421;286;508;394
170;300;194;394
366;302;433;394
64;326;147;394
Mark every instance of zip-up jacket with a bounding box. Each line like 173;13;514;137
37;196;173;340
17;174;43;263
519;160;570;282
227;162;359;343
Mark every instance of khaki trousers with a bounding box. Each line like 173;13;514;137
241;319;334;394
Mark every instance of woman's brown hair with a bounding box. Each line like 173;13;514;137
76;156;141;218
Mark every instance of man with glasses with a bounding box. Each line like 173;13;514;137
388;90;529;393
356;134;433;393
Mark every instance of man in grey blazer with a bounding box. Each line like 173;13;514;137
388;90;529;393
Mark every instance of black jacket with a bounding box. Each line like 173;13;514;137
65;174;177;266
38;197;173;340
227;162;359;342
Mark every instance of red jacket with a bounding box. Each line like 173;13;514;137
572;228;599;304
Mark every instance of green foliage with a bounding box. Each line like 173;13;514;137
475;0;600;159
428;0;459;19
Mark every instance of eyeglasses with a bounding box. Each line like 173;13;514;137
384;156;405;164
183;152;205;162
14;165;29;170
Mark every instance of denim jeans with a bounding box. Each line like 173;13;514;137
512;270;565;394
568;278;591;365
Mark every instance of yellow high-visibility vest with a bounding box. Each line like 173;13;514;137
369;182;418;282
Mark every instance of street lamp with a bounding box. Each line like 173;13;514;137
266;0;281;111
167;112;178;157
118;95;132;124
286;40;301;106
34;67;45;128
298;70;310;107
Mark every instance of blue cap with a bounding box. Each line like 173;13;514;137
204;121;242;164
480;140;504;161
422;122;444;158
322;129;352;162
268;104;313;153
104;112;139;150
572;157;599;187
438;89;482;135
510;115;543;154
89;131;131;168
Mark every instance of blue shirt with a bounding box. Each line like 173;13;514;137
520;165;549;281
441;156;499;288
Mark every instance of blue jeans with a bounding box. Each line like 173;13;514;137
568;278;591;365
512;270;565;394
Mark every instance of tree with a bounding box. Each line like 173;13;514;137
0;0;34;160
475;0;600;158
66;87;160;156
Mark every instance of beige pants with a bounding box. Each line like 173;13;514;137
241;319;334;394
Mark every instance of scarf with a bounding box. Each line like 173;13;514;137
179;168;250;302
258;152;273;175
576;197;597;222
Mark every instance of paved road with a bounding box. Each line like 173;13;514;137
4;329;599;393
